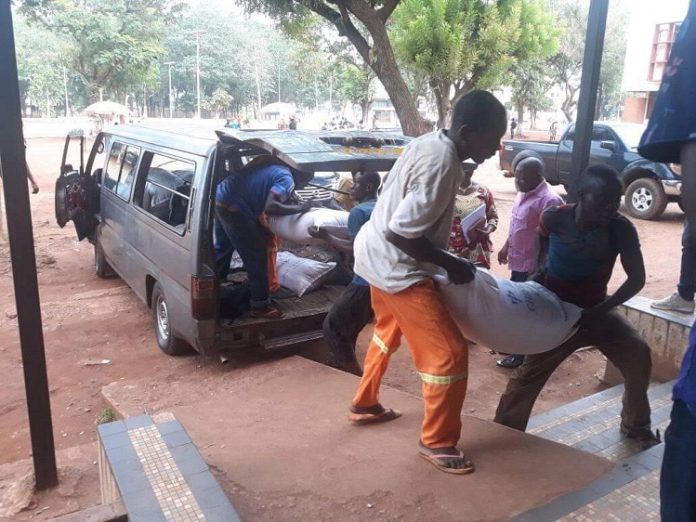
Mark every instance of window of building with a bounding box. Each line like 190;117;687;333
649;21;681;82
135;152;195;234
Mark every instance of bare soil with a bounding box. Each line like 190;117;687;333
0;137;684;519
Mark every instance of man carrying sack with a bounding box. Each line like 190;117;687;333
349;90;507;475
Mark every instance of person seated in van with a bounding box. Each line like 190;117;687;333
215;156;314;318
309;171;381;376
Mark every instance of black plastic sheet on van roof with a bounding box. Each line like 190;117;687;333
216;129;407;173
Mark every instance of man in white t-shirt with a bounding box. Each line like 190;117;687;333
349;90;507;475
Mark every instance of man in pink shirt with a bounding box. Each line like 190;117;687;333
497;156;564;368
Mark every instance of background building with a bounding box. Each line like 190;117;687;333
621;0;689;123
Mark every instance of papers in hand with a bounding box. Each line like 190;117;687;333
456;203;486;243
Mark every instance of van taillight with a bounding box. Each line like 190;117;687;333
191;276;216;320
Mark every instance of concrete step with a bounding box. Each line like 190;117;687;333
515;381;674;521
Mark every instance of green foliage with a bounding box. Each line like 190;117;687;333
548;0;627;122
18;0;184;101
391;0;558;126
13;15;70;115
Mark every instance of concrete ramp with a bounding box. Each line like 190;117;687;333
103;357;612;521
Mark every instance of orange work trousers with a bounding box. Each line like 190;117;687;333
259;213;280;293
352;280;469;448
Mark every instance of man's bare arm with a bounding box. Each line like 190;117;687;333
385;229;476;284
585;248;646;316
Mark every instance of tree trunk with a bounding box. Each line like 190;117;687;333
516;100;524;124
431;80;451;129
343;5;429;136
595;82;603;120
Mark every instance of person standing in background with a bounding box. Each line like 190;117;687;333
637;1;696;519
496;155;563;368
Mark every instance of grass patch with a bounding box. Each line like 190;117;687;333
97;407;117;424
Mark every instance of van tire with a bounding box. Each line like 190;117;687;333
625;178;668;220
151;283;193;356
94;240;114;278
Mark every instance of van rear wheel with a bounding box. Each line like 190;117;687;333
151;282;193;356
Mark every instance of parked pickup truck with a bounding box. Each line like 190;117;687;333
499;122;682;220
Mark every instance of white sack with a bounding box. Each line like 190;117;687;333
434;270;582;354
268;208;349;245
276;251;336;297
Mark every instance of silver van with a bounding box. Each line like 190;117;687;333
55;126;406;357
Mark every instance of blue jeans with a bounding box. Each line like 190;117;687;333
214;206;270;310
678;222;696;301
661;400;696;521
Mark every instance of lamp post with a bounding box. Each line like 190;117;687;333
164;61;175;118
63;67;70;117
191;31;205;119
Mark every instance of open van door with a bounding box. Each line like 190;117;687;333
55;130;98;241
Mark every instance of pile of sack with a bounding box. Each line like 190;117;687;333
268;208;349;245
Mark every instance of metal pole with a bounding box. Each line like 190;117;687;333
165;61;174;118
195;34;201;119
567;0;609;202
0;0;58;490
63;67;69;118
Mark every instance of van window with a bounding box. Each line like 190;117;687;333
135;152;194;234
103;142;141;201
103;142;124;192
116;147;141;200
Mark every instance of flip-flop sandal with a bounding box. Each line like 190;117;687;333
418;447;475;475
348;408;402;425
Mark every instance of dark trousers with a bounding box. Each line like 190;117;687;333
214;205;270;309
323;283;373;367
678;222;696;301
214;216;235;281
511;271;529;283
494;309;652;432
661;400;696;521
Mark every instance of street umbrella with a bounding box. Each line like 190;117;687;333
84;101;129;117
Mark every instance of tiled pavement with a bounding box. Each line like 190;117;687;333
515;381;674;521
98;414;240;522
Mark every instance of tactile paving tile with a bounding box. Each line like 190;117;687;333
129;425;206;521
558;469;661;521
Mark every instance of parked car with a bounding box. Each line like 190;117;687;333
499;122;682;220
55;127;403;357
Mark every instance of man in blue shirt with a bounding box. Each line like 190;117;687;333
638;1;696;519
215;157;312;318
310;172;381;375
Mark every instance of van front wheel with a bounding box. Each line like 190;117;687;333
151;283;193;356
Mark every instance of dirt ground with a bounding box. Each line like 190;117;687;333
0;137;684;518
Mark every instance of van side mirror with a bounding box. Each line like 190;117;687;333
600;140;617;152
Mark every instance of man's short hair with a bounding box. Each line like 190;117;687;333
361;171;381;191
511;149;544;173
450;90;507;133
579;165;623;201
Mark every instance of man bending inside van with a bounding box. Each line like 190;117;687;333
215;157;312;318
350;90;507;475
